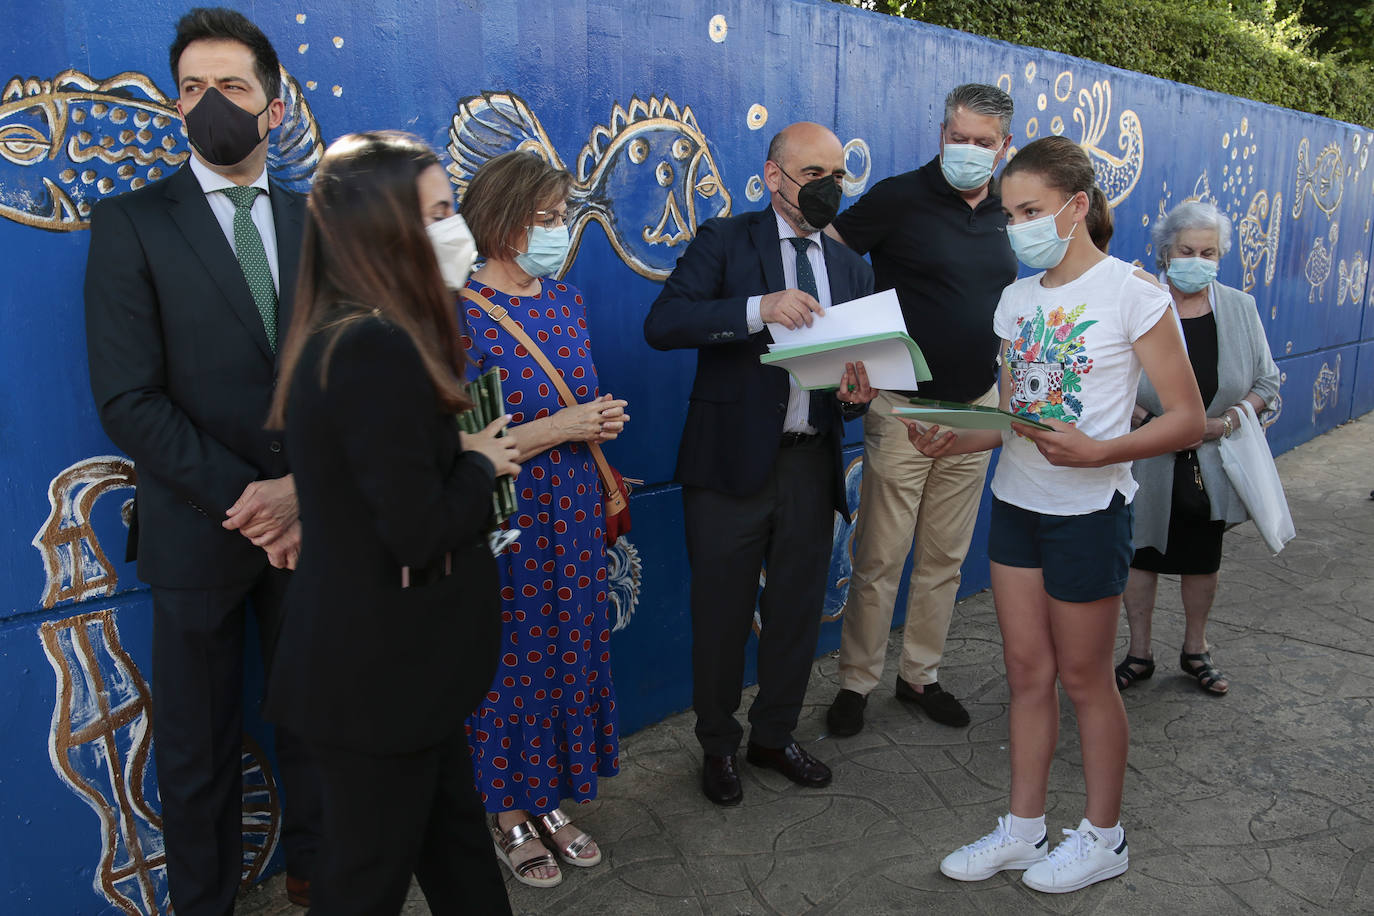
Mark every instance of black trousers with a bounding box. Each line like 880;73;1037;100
151;570;321;916
308;730;512;916
683;436;836;756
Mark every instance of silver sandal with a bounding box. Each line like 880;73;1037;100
536;808;603;868
491;817;562;887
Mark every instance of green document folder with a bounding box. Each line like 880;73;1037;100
759;330;932;390
456;369;517;525
893;397;1054;431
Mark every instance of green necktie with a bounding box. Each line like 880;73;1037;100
219;185;278;350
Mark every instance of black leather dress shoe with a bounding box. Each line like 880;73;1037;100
745;741;832;787
826;688;867;737
896;678;970;727
285;874;310;908
701;753;743;805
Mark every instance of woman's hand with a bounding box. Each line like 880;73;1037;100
1015;418;1107;467
557;394;630;443
592;393;632;443
464;415;521;478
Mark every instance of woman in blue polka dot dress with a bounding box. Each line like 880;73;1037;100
457;152;625;889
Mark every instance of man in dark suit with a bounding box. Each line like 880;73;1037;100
645;122;876;805
84;9;320;912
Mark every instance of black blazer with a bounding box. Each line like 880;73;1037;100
84;163;304;588
644;208;875;516
263;316;502;753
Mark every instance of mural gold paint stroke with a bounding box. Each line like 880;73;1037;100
1238;189;1281;294
32;456;136;609
1304;222;1337;303
446;91;731;281
0;66;321;232
1338;253;1367;307
1072;81;1143;207
1291;137;1344;220
1312;355;1340;422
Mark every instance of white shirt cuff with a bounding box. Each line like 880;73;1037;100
746;295;764;334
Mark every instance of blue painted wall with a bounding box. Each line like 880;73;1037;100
2;0;1371;911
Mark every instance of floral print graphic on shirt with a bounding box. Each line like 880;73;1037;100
1005;304;1097;424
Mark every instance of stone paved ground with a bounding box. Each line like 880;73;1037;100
241;415;1374;915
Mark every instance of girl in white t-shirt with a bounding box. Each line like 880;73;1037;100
908;136;1204;894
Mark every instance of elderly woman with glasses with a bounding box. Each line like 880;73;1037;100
456;150;629;889
1115;200;1280;696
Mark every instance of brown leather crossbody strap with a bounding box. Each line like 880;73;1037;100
459;287;627;513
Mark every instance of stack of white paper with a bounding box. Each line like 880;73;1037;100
760;289;931;390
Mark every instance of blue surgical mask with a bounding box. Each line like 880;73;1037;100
1006;195;1077;270
940;143;998;191
1166;256;1218;294
514;224;570;278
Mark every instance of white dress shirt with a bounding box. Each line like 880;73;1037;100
188;155;281;294
746;210;833;434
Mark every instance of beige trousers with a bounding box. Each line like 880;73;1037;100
838;385;997;694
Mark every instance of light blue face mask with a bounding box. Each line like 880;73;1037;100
514;224;570;278
940;142;998;192
1166;256;1219;294
1006;195;1077;270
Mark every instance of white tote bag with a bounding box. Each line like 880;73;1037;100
1218;401;1295;554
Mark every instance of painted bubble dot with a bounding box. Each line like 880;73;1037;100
843;138;871;196
297;43;308;54
1036;93;1047;111
332;85;343;97
1141;214;1149;227
747;103;767;130
745;174;764;202
1050;116;1065;136
295;13;306;23
333;36;344;48
1025;117;1039;139
306;80;317;90
709;14;727;42
997;73;1012;92
1024;61;1037;81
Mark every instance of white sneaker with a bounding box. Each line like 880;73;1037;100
1021;818;1129;893
939;815;1048;881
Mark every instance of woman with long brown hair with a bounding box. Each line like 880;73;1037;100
264;131;518;915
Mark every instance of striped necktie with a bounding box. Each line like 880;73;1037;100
787;236;828;430
218;185;278;350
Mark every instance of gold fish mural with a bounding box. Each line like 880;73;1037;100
1312;354;1340;421
1238;189;1282;294
1074;80;1143;207
1338;252;1367;307
1304;222;1337;303
446;91;732;281
0;66;321;232
32;456;136;609
1291;137;1344;220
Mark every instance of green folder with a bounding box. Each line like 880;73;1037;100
759;330;932;390
894;397;1054;431
457;369;517;525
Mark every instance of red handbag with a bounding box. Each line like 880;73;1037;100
460;288;632;547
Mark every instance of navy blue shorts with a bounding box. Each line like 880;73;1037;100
988;492;1134;603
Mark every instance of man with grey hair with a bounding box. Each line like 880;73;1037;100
825;83;1017;736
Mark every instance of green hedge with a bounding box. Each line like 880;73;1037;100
850;0;1374;127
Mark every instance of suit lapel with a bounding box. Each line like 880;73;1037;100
270;182;305;364
820;234;851;304
164;164;275;364
748;209;786;294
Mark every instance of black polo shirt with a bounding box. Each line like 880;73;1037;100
832;156;1017;402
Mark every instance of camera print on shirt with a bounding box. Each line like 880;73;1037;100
1005;304;1097;425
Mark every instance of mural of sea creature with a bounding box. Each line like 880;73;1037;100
1304;222;1337;303
755;456;864;631
1312;354;1340;421
1073;80;1143;206
1238;189;1281;293
1291;137;1344;220
606;537;643;633
32;456;136;609
0;66;320;232
447;92;731;281
1337;252;1367;306
39;608;283;915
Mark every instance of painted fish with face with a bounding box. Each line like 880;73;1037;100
1312;355;1340;421
1238;189;1281;293
0;66;321;232
447;91;732;280
1304;222;1337;303
1291;137;1344;220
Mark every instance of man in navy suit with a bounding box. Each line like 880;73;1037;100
84;9;320;912
645;122;876;805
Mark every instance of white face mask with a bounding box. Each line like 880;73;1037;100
1005;195;1077;270
940;142;998;191
425;213;478;290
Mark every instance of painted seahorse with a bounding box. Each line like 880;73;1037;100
1073;81;1143;207
0;65;321;231
447;91;732;281
1238;189;1281;293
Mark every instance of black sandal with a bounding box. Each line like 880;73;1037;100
1114;654;1155;691
1180;651;1229;695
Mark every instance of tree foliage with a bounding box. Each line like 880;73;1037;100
846;0;1373;126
